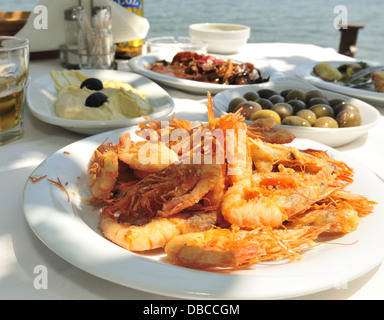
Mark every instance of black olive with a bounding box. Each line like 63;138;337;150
287;99;306;113
256;98;274;109
308;97;329;107
329;98;347;108
80;78;104;91
280;89;292;99
243;91;260;101
269;94;285;104
257;88;279;99
85;92;108;108
305;89;327;103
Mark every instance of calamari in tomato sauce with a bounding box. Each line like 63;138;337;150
149;51;269;85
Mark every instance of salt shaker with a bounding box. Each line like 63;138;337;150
64;6;83;67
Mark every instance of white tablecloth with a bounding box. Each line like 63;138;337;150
1;43;384;300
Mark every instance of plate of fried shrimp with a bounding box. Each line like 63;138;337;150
23;94;384;299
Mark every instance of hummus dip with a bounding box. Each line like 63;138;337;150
52;71;151;121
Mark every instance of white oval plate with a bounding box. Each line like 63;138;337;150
296;60;384;105
213;77;380;148
128;53;279;94
24;127;384;300
26;70;174;135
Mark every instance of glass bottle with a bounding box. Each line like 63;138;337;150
63;6;83;68
113;0;144;59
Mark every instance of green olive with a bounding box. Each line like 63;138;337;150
271;102;294;120
234;101;262;120
269;94;285;104
228;97;246;113
287;99;307;113
296;109;317;125
308;97;329;107
243;91;260;101
305;89;327;103
335;109;362;127
313;117;339;128
333;103;360;116
256;98;274;109
309;104;335;118
250;109;281;125
282;116;311;127
257;88;280;99
285;89;306;102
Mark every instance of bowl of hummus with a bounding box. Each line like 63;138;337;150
27;69;175;135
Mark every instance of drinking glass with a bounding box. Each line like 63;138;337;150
0;36;29;145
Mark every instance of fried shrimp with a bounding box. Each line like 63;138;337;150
286;205;360;233
164;226;327;269
136;114;195;148
118;133;179;173
285;185;377;233
88;142;119;200
103;162;225;224
326;189;377;217
248;138;294;173
221;165;336;228
86;92;377;271
248;138;354;185
100;211;218;251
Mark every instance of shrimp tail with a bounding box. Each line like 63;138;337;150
207;91;215;129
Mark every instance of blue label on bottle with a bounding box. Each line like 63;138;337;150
113;0;142;10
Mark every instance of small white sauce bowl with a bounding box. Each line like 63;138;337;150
189;23;250;54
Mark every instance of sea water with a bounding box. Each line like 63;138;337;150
2;0;383;61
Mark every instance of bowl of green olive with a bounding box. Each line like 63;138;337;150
212;77;380;147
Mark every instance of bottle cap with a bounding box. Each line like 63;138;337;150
64;6;84;21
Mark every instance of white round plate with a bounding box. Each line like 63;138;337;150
296;60;384;106
213;77;380;148
23;127;384;300
26;70;174;135
128;53;279;94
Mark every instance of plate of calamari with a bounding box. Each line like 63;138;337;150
26;69;174;135
23;94;383;300
128;51;277;94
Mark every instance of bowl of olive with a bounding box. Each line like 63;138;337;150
212;77;380;147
